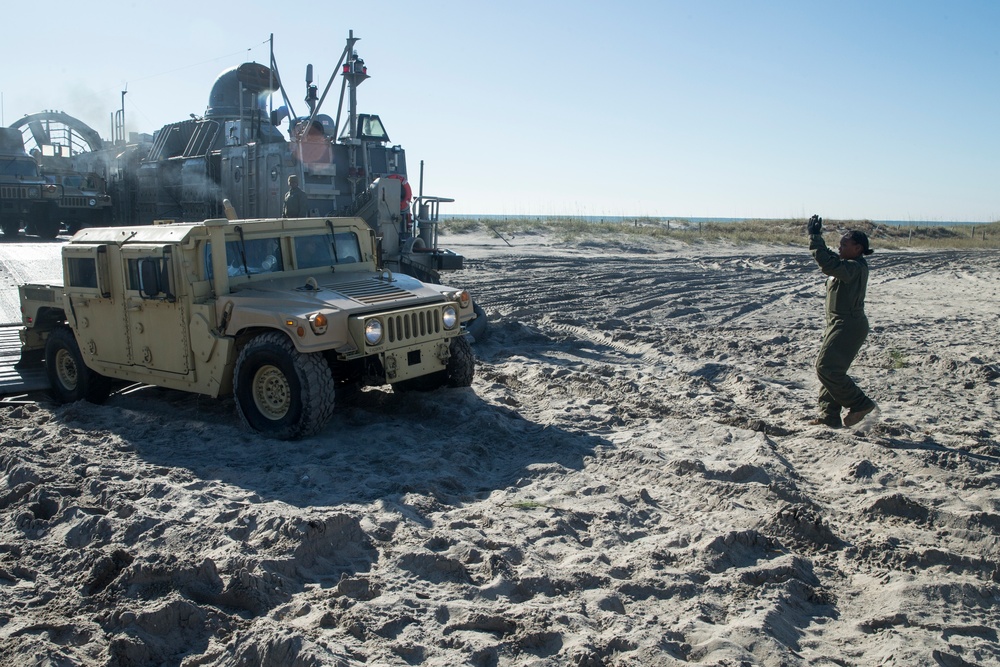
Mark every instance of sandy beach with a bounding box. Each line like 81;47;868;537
1;230;998;666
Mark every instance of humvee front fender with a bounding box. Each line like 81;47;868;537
225;305;349;354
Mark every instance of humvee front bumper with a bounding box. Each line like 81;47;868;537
380;338;452;382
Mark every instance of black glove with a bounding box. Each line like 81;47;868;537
807;214;822;235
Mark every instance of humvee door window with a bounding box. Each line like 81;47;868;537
127;256;174;300
226;237;284;276
67;257;98;289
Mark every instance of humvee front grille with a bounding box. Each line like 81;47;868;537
350;303;453;356
385;307;442;343
1;186;30;199
59;196;88;208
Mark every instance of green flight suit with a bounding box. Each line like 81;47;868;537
810;233;875;419
283;186;308;218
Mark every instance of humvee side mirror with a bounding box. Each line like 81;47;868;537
138;259;161;298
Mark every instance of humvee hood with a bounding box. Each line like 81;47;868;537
229;272;447;311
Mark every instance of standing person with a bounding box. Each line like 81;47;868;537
283;174;308;218
807;215;878;427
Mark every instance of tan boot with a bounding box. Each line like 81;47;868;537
844;402;877;427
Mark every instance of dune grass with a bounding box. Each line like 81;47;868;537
439;216;1000;250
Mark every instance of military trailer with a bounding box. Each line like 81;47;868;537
17;215;476;439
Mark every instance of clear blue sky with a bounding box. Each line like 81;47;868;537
2;1;997;221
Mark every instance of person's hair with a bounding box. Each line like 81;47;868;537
288;174;298;184
845;230;874;255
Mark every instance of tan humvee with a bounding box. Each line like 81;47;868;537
18;215;476;439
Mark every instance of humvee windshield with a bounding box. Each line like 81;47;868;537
203;231;362;279
0;157;39;178
202;236;285;278
225;237;283;276
294;232;362;269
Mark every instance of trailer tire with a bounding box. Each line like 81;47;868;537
233;332;335;440
45;327;111;404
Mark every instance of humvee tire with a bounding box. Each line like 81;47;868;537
45;326;112;404
27;219;61;239
233;331;336;440
466;302;489;343
443;335;475;387
1;218;19;237
394;335;475;392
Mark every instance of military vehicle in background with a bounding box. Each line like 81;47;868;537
0;127;62;238
46;169;113;234
5;111;115;236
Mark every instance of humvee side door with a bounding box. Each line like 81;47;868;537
61;243;132;367
120;244;191;375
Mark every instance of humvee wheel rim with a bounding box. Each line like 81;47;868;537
251;364;291;420
54;348;79;391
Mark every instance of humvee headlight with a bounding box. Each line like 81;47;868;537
310;313;328;335
88;198;97;207
442;305;458;330
364;318;383;345
28;186;40;198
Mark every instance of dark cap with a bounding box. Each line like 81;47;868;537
845;230;874;255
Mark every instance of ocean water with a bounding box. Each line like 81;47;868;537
442;214;991;228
